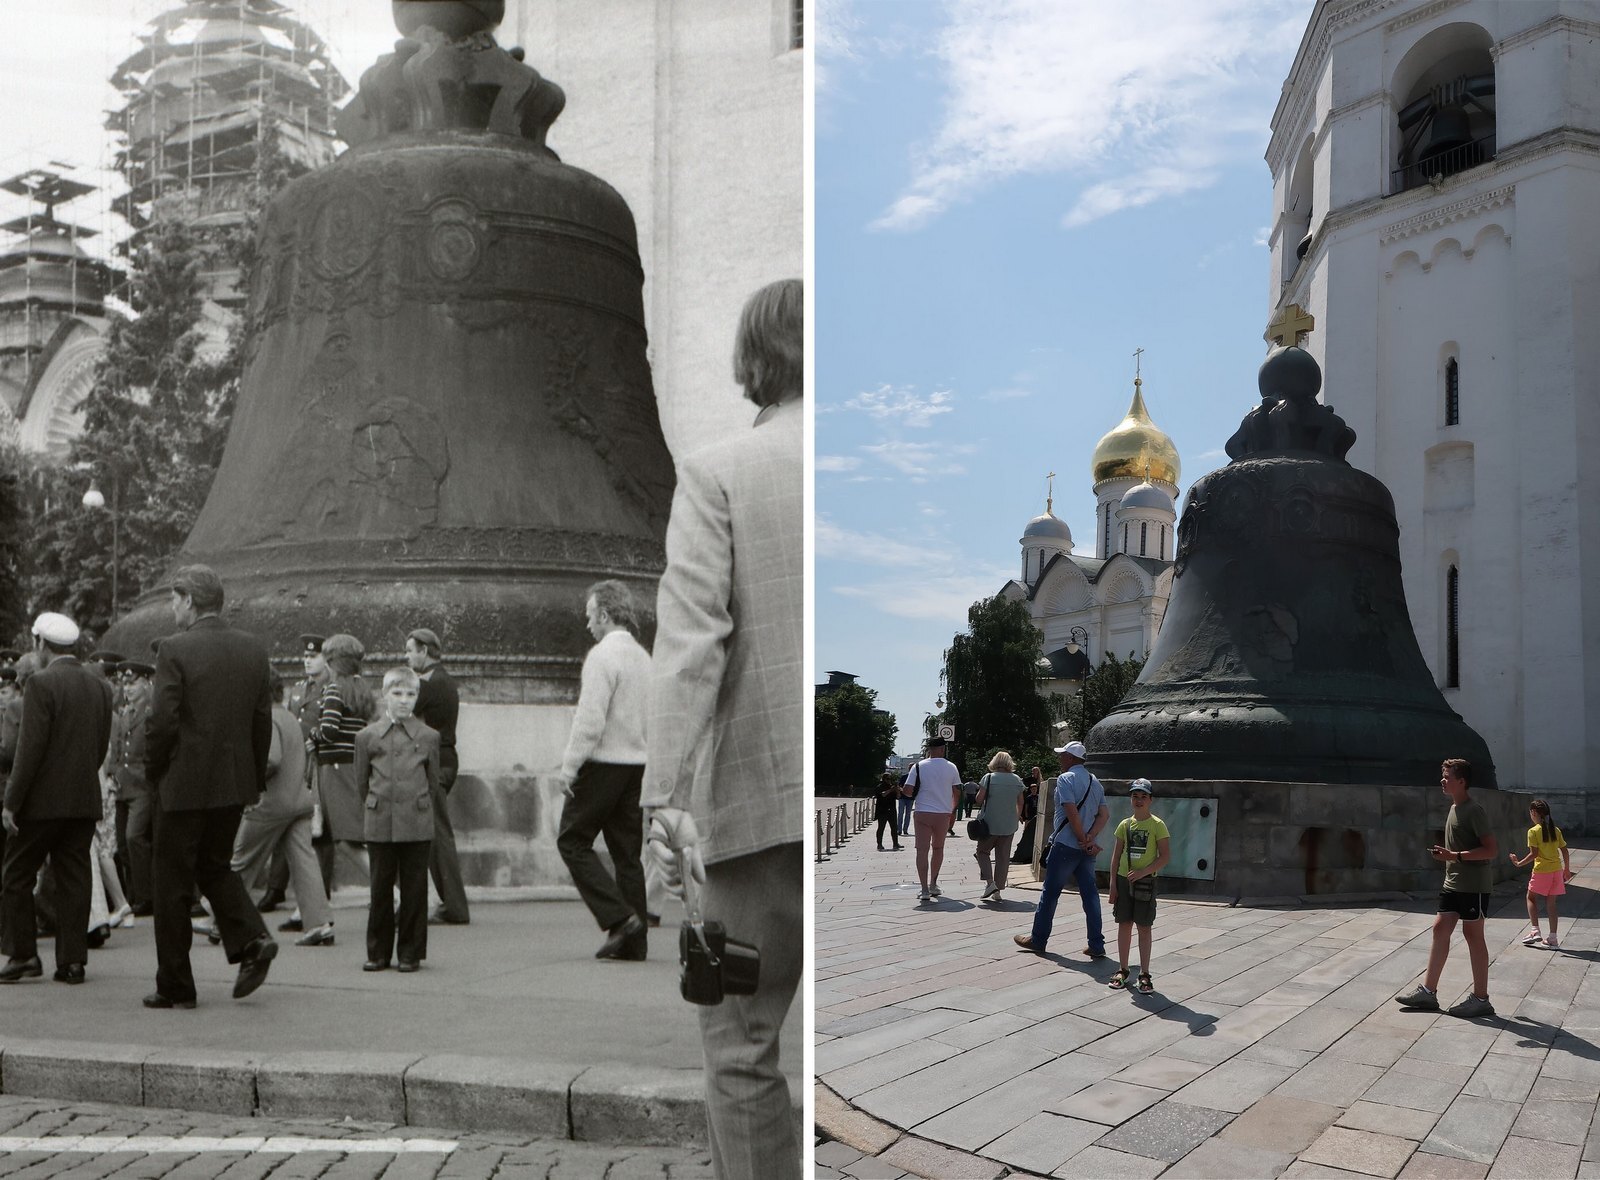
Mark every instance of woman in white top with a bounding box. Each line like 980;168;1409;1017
904;734;962;900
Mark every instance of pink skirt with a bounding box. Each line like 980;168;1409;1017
1529;870;1566;897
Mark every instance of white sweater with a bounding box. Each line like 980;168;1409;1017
561;629;650;779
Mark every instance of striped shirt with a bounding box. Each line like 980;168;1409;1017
314;681;369;765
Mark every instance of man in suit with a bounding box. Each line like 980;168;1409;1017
107;660;156;915
645;279;803;1180
0;612;113;984
408;627;469;925
144;565;277;1008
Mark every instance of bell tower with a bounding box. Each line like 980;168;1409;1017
1266;0;1600;826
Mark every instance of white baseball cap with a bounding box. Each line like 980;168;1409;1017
31;612;80;647
1053;740;1088;759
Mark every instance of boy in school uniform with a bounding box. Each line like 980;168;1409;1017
353;666;439;973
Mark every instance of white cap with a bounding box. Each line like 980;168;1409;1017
1129;778;1154;795
31;612;80;647
1053;740;1088;759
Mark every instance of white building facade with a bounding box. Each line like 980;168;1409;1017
1268;0;1600;822
1001;380;1180;693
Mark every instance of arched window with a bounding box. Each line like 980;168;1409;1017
1140;521;1148;556
1445;357;1460;425
1391;25;1496;195
1446;565;1460;688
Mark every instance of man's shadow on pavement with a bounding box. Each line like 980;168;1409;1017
1499;1016;1600;1060
915;897;975;912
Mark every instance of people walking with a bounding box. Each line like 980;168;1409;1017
896;773;914;839
875;772;901;850
972;752;1026;901
408;628;469;927
356;667;439;973
1107;779;1170;994
905;734;961;900
1014;740;1108;959
1012;767;1041;866
143;566;279;1009
309;634;376;899
556;580;651;961
1510;799;1572;949
232;675;334;947
0;612;113;985
257;634;327;915
106;661;155;915
1396;758;1498;1018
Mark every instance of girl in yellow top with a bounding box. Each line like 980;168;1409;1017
1509;799;1572;949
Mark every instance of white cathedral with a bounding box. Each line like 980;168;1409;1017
1268;0;1600;825
999;377;1182;691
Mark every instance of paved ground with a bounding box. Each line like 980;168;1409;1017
814;799;1600;1179
0;891;798;1146
0;1094;712;1177
1;890;795;1071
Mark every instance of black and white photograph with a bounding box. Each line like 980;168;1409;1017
0;2;802;1177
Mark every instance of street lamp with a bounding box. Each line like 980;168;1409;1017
81;472;122;621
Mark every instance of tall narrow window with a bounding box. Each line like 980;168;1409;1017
1140;522;1148;556
1161;524;1168;560
1122;524;1129;553
1103;503;1111;557
1445;358;1460;426
1446;565;1460;688
790;0;803;49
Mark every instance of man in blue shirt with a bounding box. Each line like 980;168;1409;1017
1014;740;1109;959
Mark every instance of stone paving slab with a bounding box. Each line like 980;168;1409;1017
813;805;1600;1178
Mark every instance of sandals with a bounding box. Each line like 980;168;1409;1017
1109;968;1130;990
1138;972;1154;995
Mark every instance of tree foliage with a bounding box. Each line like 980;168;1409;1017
22;221;237;633
937;596;1054;780
815;682;898;794
1067;651;1146;742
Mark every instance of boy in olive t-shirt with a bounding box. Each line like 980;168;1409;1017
1396;758;1498;1019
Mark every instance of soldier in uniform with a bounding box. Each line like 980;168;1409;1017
107;661;156;915
268;635;329;929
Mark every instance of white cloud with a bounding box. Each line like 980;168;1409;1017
815;0;860;93
816;454;863;472
860;440;975;480
841;384;955;427
817;517;926;566
871;0;1305;233
1253;225;1273;248
834;572;1012;622
984;386;1033;402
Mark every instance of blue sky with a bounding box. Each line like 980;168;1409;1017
816;0;1313;751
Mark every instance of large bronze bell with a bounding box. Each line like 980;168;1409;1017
104;7;674;691
1087;341;1496;788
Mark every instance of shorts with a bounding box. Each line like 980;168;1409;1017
1113;875;1157;927
1437;890;1490;921
1528;870;1567;897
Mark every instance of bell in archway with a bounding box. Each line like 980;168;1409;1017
103;3;674;689
1087;319;1496;788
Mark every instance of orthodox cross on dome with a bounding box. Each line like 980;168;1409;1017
1046;470;1056;514
1133;346;1145;386
1267;303;1316;348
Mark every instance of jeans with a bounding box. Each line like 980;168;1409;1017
896;796;913;835
1031;841;1104;954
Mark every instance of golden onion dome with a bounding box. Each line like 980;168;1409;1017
1091;379;1180;488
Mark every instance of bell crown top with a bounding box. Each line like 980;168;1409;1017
1225;312;1357;462
337;2;566;153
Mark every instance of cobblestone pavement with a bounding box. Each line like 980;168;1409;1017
0;1095;713;1179
814;798;1600;1178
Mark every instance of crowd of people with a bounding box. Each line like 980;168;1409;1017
890;737;1570;1015
0;277;803;1180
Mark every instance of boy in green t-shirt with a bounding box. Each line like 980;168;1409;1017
1108;779;1170;995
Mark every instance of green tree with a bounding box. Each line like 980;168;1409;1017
0;434;28;643
938;596;1054;780
1066;651;1146;742
815;683;898;794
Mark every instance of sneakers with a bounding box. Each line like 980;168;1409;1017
1448;993;1496;1020
929;884;942;898
1522;927;1543;946
918;887;930;900
1545;936;1561;950
1395;986;1440;1011
981;883;997;899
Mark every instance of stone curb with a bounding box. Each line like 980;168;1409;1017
0;1037;720;1147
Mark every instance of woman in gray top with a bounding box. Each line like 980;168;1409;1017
974;751;1027;901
